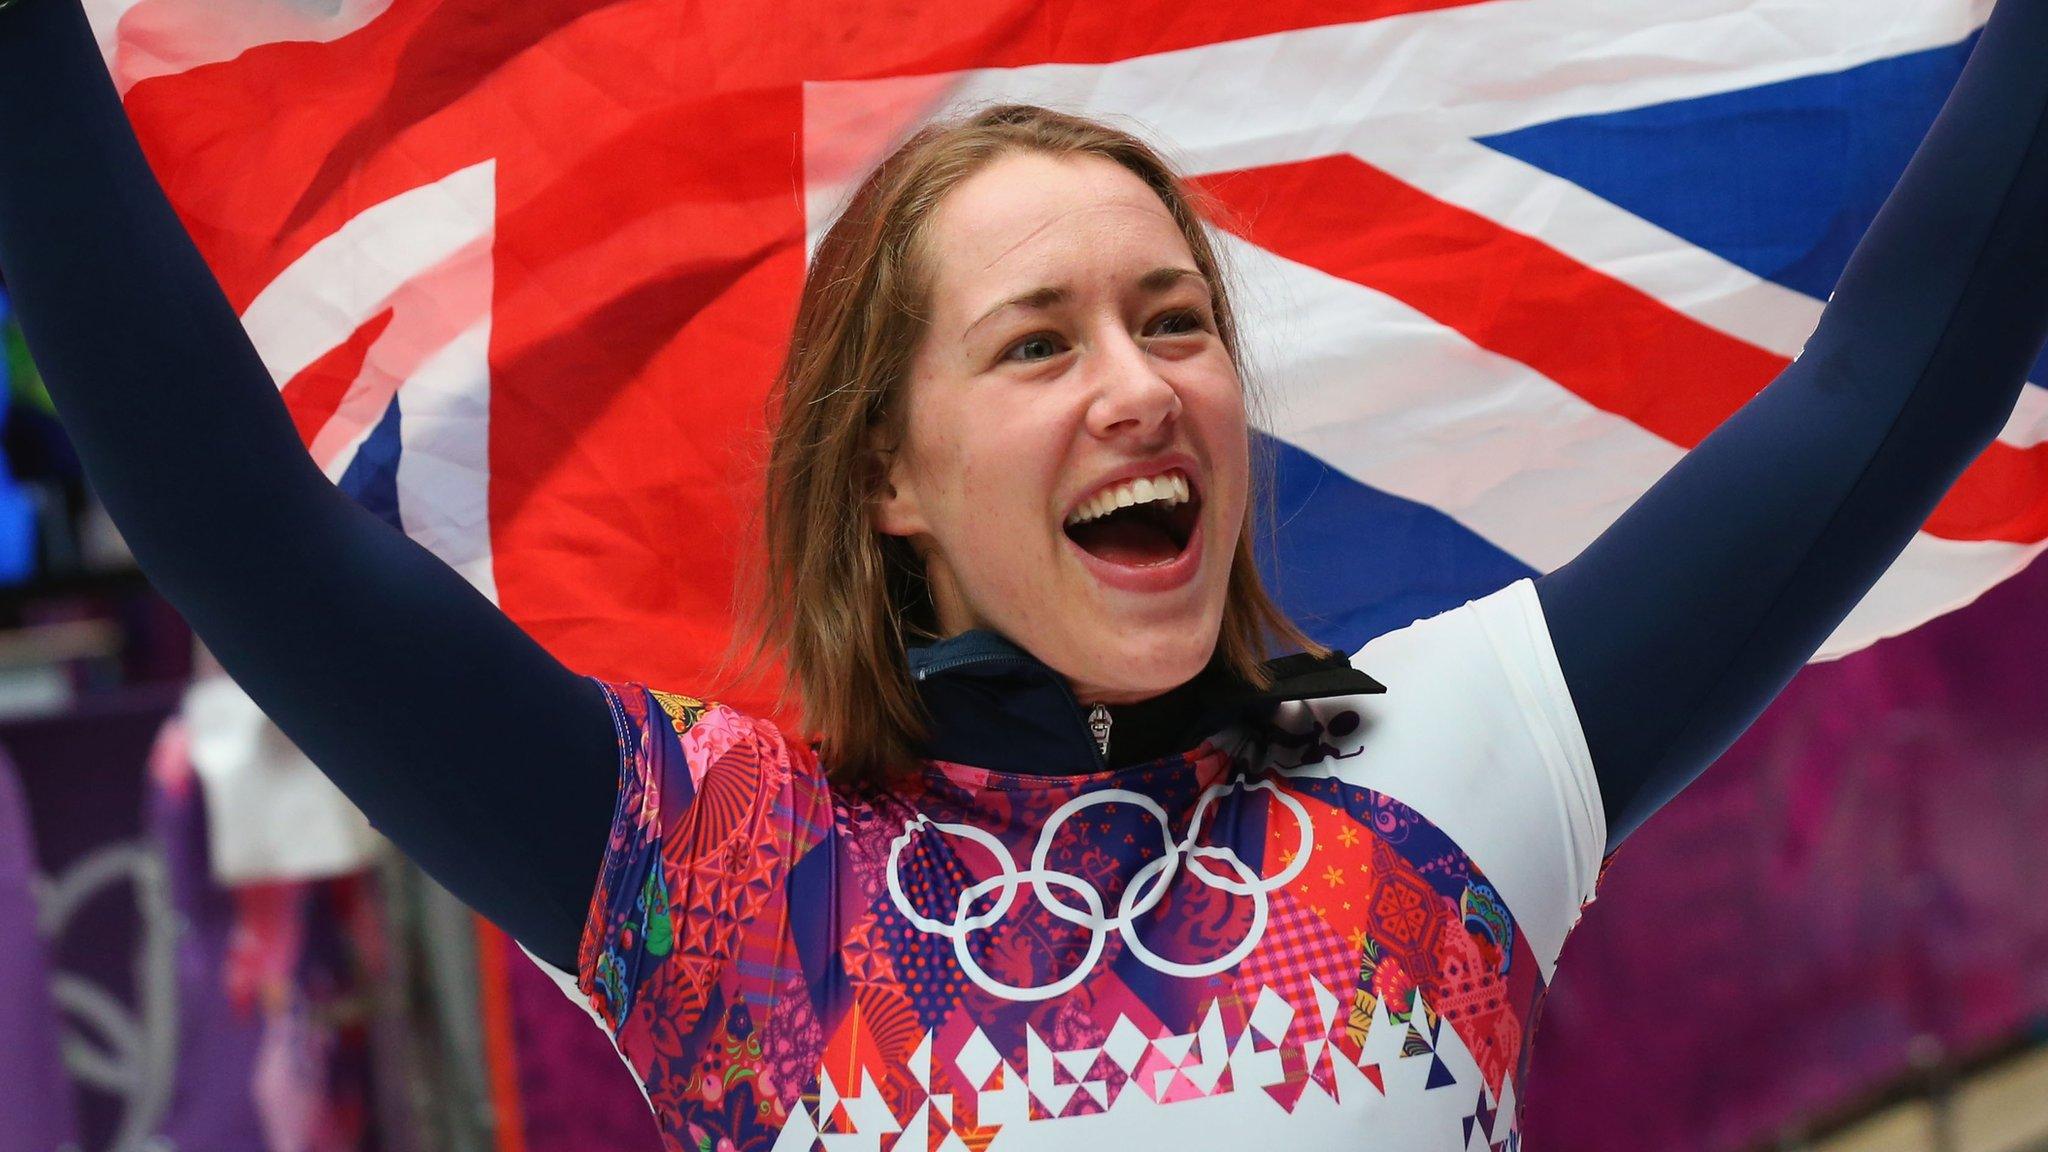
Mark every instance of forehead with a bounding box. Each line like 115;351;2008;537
921;151;1195;299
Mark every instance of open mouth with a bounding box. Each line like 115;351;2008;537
1062;469;1202;568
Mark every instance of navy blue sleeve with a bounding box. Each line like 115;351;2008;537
1535;0;2048;853
0;0;618;972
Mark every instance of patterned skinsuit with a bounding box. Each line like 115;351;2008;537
564;581;1601;1150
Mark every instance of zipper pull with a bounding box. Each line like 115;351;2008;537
1088;702;1112;761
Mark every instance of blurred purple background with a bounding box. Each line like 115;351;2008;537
1524;553;2048;1151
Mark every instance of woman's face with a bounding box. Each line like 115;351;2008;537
873;150;1249;705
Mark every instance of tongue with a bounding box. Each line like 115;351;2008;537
1068;515;1181;567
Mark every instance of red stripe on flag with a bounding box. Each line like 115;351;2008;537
280;307;394;446
1201;155;2048;545
1932;441;2048;543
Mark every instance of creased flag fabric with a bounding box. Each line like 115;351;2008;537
80;0;2044;707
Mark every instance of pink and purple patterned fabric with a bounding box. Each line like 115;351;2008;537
569;578;1606;1150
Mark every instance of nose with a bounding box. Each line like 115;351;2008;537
1084;324;1182;442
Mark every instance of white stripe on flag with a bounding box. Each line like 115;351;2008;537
1351;133;1826;360
242;161;497;390
396;318;500;603
241;160;501;603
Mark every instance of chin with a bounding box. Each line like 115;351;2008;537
1069;617;1221;703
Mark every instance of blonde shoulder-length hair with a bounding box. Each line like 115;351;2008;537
751;102;1325;788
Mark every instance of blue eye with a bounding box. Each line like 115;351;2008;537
998;309;1209;365
1003;333;1065;363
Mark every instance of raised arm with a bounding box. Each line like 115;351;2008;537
1536;0;2048;853
0;0;618;971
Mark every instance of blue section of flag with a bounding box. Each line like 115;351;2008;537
1256;433;1537;655
336;395;404;532
1478;34;1979;303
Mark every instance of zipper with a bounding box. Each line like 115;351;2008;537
913;652;1037;679
1087;703;1112;760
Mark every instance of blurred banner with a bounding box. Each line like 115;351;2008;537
0;749;75;1152
48;0;2048;1149
8;689;181;1152
1524;536;2048;1152
8;690;409;1152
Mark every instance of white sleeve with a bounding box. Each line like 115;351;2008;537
1345;577;1605;975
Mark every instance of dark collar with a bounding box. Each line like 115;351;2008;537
905;630;1385;775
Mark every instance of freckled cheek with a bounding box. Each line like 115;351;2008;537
953;457;1042;550
916;387;1071;572
1183;384;1251;505
1185;372;1248;429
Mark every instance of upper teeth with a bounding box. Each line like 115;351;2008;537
1065;470;1193;527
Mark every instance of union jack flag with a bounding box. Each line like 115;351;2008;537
84;0;2044;700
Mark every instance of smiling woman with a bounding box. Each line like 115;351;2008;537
760;110;1325;781
4;0;2048;1147
883;154;1244;693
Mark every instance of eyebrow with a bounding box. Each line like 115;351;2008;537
963;266;1208;337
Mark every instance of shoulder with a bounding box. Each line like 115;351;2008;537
575;679;832;1033
588;678;821;799
1263;578;1605;969
1351;578;1592;776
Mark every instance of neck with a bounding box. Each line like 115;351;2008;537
903;628;1386;777
1084;682;1213;767
904;630;1243;773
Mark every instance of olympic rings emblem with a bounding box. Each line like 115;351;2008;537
884;778;1314;1002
